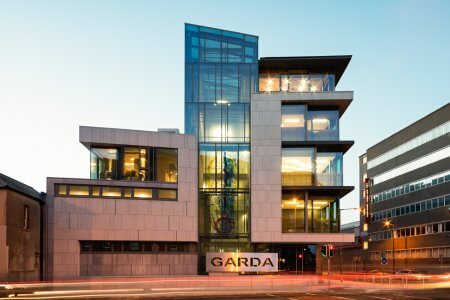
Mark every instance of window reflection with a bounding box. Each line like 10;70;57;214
90;148;118;180
258;73;336;93
316;153;343;186
281;105;306;141
306;111;339;141
156;149;178;182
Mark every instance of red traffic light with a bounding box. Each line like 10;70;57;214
298;254;303;259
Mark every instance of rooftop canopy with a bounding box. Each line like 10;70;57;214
259;55;352;85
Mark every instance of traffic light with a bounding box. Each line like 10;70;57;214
321;245;328;257
329;245;334;257
298;254;303;259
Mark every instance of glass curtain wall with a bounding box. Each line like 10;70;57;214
185;24;258;269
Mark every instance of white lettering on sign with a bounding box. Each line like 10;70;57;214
206;252;278;273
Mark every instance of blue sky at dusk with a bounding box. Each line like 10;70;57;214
0;0;449;223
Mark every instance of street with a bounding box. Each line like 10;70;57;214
1;275;449;299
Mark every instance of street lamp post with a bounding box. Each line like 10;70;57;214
384;220;395;274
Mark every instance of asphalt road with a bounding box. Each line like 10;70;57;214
160;288;450;300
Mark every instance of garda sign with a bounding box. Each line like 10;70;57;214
206;252;278;273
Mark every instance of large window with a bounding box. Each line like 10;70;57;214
122;147;148;181
282;149;343;186
308;196;338;233
156;149;178;182
306;111;339;141
199;103;250;143
259;73;336;93
281;105;306;141
282;148;314;186
281;106;339;142
90;148;118;180
316;153;343;186
199;144;250;190
282;193;306;233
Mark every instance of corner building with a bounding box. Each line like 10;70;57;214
185;24;355;273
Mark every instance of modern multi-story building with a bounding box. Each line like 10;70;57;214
45;24;356;279
185;24;355;273
45;126;198;279
360;103;450;273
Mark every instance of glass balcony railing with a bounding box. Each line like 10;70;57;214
259;73;335;93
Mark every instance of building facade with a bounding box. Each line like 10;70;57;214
45;126;198;279
360;103;450;273
185;24;355;273
184;24;258;272
0;173;44;281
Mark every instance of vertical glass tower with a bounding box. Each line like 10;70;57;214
184;24;258;272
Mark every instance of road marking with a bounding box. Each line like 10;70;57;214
333;297;356;300
392;294;431;299
305;293;317;295
265;294;276;297
369;296;391;300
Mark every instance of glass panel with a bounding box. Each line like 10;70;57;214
218;145;238;189
259;73;280;92
238;145;250;189
134;188;152;198
200;144;217;189
90;148;118;180
289;75;309;92
239;64;251;102
309;75;323;92
156;148;178;182
316;152;343;186
91;186;100;196
282;193;305;233
56;184;67;196
123;188;132;198
102;186;121;197
158;189;177;199
306;110;339;141
309;196;337;233
221;64;239;102
281;105;306;141
199;64;216;102
323;74;335;91
202;104;222;142
227;104;246;142
123;147;148;181
282;148;314;186
68;185;89;196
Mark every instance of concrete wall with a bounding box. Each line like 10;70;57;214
250;93;354;244
0;189;41;281
80;253;197;276
45;127;198;279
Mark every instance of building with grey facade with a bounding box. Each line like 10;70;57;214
360;103;450;273
45;126;198;279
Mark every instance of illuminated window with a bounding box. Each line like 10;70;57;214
102;187;121;197
282;193;306;233
90;148;118;180
134;188;152;198
123;147;148;181
282;148;314;186
69;185;89;196
156;149;178;182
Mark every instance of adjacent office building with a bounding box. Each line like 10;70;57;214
360;103;450;272
185;24;354;273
